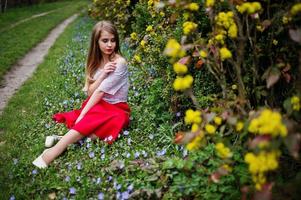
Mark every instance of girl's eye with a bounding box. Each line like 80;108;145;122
111;39;116;42
102;39;108;43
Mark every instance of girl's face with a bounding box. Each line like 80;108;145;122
98;30;116;56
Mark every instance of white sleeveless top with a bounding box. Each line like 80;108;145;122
93;58;129;104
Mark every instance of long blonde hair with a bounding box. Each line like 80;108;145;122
83;21;121;91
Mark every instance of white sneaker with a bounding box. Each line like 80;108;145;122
45;135;63;148
32;149;49;169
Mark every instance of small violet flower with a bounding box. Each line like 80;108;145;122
98;192;104;200
69;187;76;195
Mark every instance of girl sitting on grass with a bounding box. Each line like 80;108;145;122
33;20;130;169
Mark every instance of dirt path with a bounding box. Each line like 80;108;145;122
0;13;79;115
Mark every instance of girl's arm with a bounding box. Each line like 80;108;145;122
87;72;106;96
75;89;104;124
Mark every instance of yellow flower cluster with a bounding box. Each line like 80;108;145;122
214;116;222;125
215;142;232;159
236;121;244;132
184;109;202;125
291;3;301;16
173;75;194;91
134;55;141;63
164;39;186;58
188;3;199;11
248;109;287;137
291;96;300;111
205;0;215;8
173;62;188;75
236;2;262;14
140;40;146;48
187;132;204;151
245;151;280;190
183;21;198;35
130;32;138;40
282;16;292;24
215;12;238;39
146;25;153;32
199;50;207;58
205;124;216;134
219;47;232;61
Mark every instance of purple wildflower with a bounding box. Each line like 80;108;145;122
9;195;15;200
134;152;140;158
121;191;130;199
31;169;38;175
69;187;76;195
65;176;70;182
156;149;166;156
89;151;95;158
98;192;104;200
123;130;129;136
127;184;134;191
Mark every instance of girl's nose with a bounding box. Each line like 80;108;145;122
108;41;112;47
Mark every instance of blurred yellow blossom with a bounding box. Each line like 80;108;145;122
183;21;198;35
140;40;146;48
173;75;194;91
185;109;202;125
291;3;301;16
205;124;216;134
214;116;222;125
191;123;199;132
199;50;207;58
134;55;141;63
130;32;137;40
146;25;153;32
159;11;165;17
173;62;188;75
282;16;291;24
219;47;232;61
273;39;278;45
248;109;287;137
186;132;204;151
215;142;232;158
236;121;244;132
222;164;233;172
205;0;215;7
291;96;300;111
236;2;262;14
164;39;186;58
188;3;199;11
228;24;238;38
256;25;264;32
245;151;280;190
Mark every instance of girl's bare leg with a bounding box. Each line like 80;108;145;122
88;133;98;140
42;129;84;165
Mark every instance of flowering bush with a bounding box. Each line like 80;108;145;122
90;0;301;198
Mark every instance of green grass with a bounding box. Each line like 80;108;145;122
0;14;179;199
0;15;241;199
0;0;88;81
0;0;81;30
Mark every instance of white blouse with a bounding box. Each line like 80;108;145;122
93;58;129;104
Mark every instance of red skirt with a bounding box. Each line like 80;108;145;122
52;98;130;144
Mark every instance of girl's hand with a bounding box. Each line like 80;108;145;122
103;62;117;75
